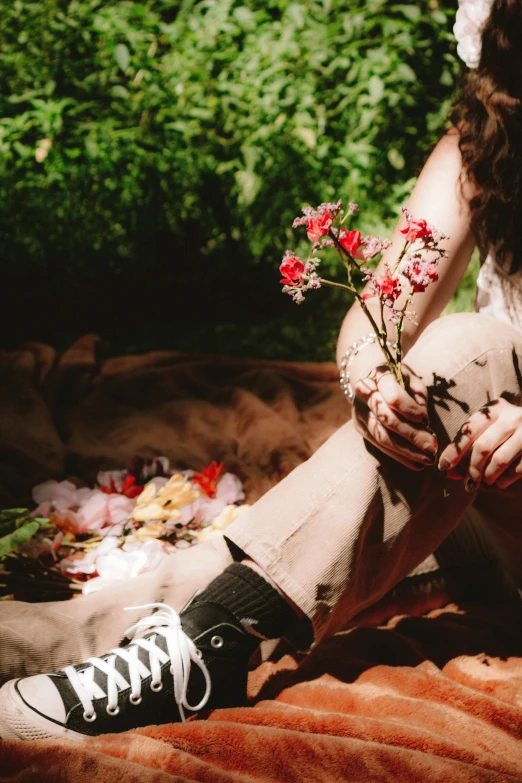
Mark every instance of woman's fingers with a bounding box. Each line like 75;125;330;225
354;410;426;471
482;433;522;486
466;419;516;487
354;365;436;469
355;403;436;468
495;455;522;489
438;407;496;471
363;388;437;457
375;369;429;425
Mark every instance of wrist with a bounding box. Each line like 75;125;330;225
338;337;391;403
348;344;388;385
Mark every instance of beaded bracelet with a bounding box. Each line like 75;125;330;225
339;333;396;403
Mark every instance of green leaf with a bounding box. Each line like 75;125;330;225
388;148;405;170
114;43;130;73
111;85;130;99
286;4;305;29
396;63;416;83
85;138;99;157
0;509;28;520
440;69;454;87
0;521;39;558
394;5;421;22
293;127;316;149
368;75;384;105
233;7;256;31
235;169;261;206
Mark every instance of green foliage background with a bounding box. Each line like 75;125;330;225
0;0;466;360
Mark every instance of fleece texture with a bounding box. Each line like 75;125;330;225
2;338;522;780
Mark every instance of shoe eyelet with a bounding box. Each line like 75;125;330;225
83;711;97;723
129;694;142;706
196;648;203;659
150;680;163;692
106;704;120;716
211;635;224;649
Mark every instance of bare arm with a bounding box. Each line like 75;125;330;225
337;127;476;383
337;128;477;470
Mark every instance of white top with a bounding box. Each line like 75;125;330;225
475;254;522;331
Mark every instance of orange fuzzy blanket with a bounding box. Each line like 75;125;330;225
1;338;522;781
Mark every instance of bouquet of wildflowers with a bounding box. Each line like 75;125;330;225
0;458;250;600
280;200;448;388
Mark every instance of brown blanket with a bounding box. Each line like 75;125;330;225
0;335;347;507
2;338;522;781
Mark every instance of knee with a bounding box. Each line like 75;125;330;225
405;312;522;384
421;311;512;346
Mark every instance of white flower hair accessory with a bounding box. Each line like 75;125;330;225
454;0;494;68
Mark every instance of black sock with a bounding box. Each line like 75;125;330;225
192;562;298;641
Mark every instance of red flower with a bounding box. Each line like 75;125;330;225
192;461;224;499
400;218;432;243
379;272;402;302
306;211;333;243
338;229;363;257
100;474;143;499
280;256;305;286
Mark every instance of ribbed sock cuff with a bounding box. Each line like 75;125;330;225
196;562;298;640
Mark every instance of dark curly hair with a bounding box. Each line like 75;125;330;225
450;0;522;274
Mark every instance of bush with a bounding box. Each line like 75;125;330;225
0;0;462;359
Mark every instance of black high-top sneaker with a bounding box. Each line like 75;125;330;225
0;598;258;741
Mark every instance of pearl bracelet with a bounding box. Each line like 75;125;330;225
339;333;396;403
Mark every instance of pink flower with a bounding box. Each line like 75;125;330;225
60;536;119;576
292;201;342;230
82;540;169;595
338;229;363;257
32;480;78;513
400;207;433;243
280;252;305;287
76;490;111;533
401;254;439;293
107;495;136;526
216;472;245;504
177;472;245;526
358;235;390;261
306;211;333;243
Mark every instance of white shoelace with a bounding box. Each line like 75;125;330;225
63;603;212;723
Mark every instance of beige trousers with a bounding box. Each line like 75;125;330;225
1;313;522;683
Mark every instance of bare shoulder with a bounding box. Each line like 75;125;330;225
415;126;473;204
426;126;463;170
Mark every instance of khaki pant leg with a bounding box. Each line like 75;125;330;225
226;313;522;639
0;536;232;684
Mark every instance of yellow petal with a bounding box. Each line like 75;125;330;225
158;474;199;509
132;502;167;522
197;527;222;542
131;522;165;541
135;482;157;506
212;504;251;530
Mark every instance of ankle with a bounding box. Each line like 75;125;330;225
242;558;304;620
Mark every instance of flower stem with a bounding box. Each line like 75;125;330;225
392;239;410;274
318;276;400;383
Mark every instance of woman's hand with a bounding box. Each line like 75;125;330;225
353;365;438;470
438;397;522;491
